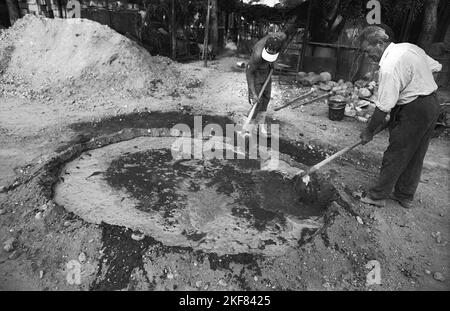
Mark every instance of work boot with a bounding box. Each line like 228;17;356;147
389;193;413;209
360;193;386;207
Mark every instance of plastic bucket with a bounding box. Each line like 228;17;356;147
328;100;347;121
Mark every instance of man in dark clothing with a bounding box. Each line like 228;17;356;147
358;26;442;209
246;32;286;134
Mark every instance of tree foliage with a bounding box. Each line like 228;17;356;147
140;0;243;30
143;0;205;28
279;0;305;8
279;0;429;43
379;0;425;27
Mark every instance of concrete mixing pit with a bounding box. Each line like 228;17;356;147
46;112;344;289
54;136;337;256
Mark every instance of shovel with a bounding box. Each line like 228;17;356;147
292;123;388;190
239;68;274;137
274;88;315;112
292;91;334;109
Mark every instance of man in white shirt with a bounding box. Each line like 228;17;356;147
358;26;442;209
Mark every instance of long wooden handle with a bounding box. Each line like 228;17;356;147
303;140;362;176
292;92;331;109
296;123;388;178
243;69;274;129
274;89;314;111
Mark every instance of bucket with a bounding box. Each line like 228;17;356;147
328;97;347;121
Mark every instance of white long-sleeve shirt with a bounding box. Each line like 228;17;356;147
376;42;442;113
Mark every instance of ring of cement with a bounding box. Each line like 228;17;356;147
54;136;323;256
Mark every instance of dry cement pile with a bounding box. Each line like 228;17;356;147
0;15;192;102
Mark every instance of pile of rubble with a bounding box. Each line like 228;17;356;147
0;15;192;103
297;72;378;122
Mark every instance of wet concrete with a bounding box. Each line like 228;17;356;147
105;148;336;233
45;112;347;290
54;136;337;256
90;222;266;291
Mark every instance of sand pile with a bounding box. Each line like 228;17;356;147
0;15;192;100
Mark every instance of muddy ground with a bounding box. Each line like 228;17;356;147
0;55;449;291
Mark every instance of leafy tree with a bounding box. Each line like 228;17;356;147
417;0;439;50
218;0;241;13
279;0;436;46
279;0;365;43
136;0;205;57
279;0;305;8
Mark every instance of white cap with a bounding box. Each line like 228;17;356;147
262;48;279;63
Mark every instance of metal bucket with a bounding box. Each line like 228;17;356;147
328;97;348;121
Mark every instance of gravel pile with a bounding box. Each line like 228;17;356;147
0;15;193;102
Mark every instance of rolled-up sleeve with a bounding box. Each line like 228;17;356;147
376;69;401;113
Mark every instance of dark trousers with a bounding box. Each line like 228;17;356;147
248;70;272;116
370;93;440;201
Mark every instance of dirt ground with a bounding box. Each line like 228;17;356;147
0;18;449;292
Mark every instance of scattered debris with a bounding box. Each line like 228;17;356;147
218;279;227;287
365;260;382;286
322;282;332;290
35;212;43;220
356;216;364;225
293;74;377;123
3;237;17;252
195;280;203;288
358;88;372;98
297;72;323;86
433;272;445;282
236;61;246;68
167;272;174;280
356;116;369;123
39;270;44;279
0;209;5;215
78;252;87;264
66;260;82;285
320;72;332;82
8;250;19;260
131;231;145;241
432;232;442;244
352;191;363;200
